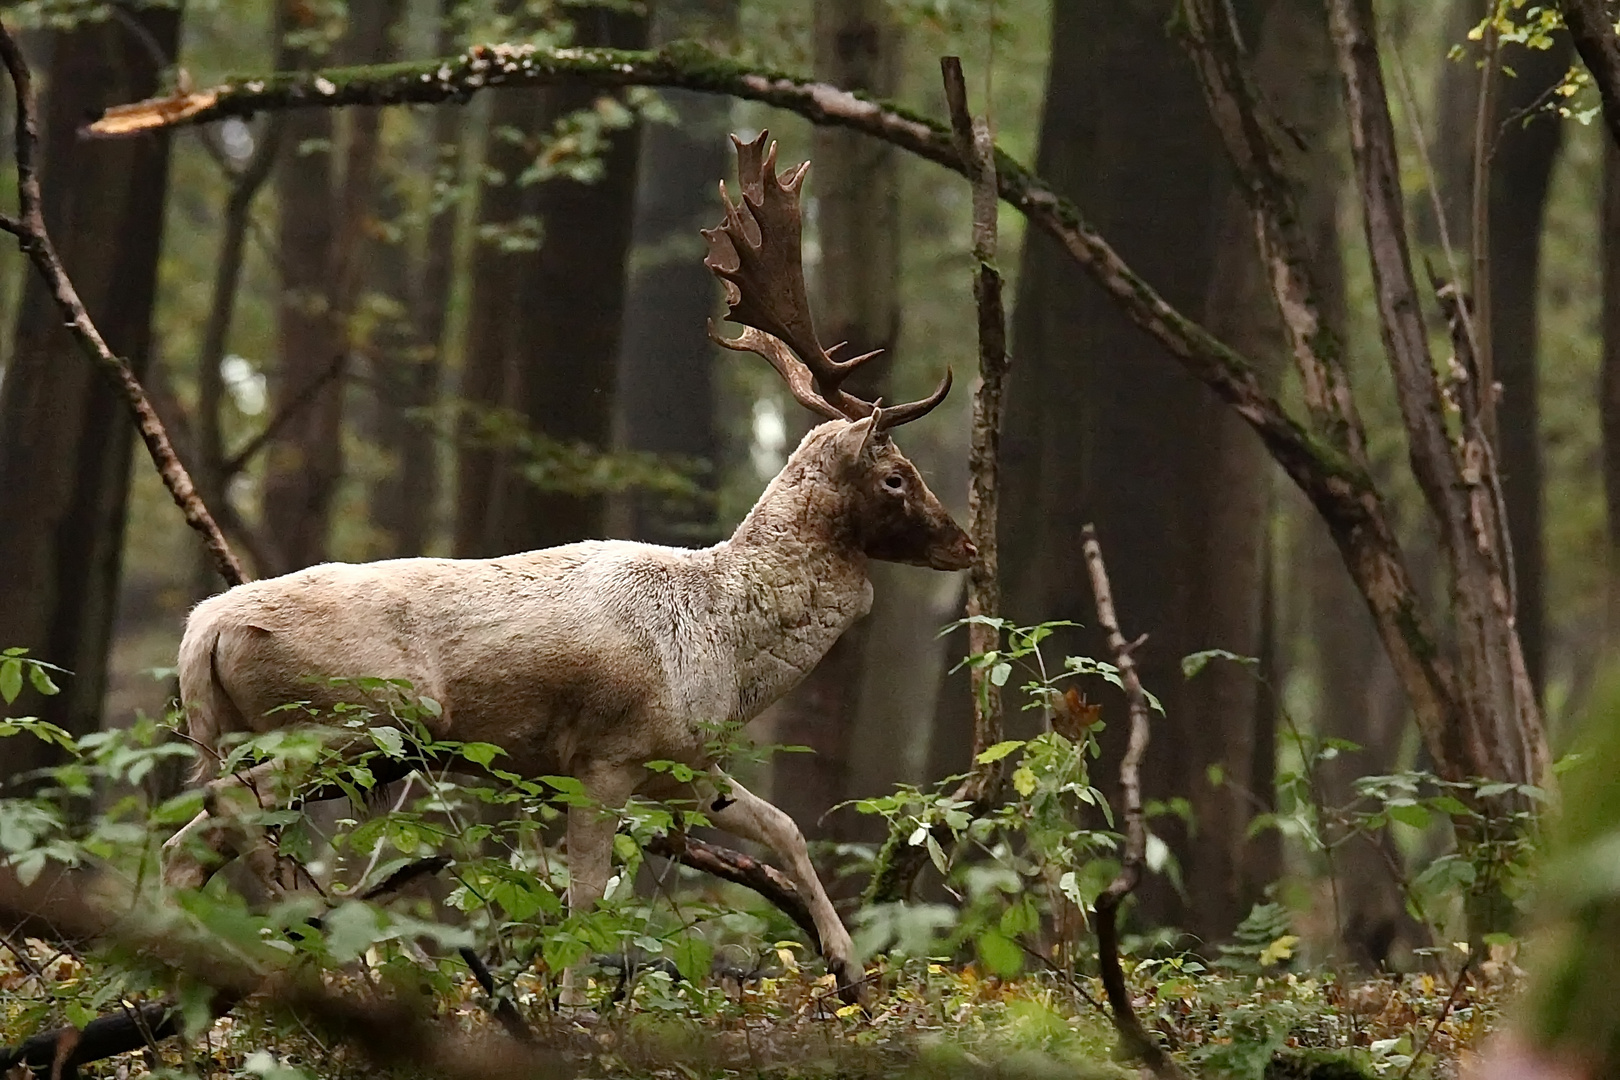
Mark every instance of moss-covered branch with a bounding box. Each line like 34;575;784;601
89;41;1349;481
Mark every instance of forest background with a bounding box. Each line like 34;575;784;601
2;0;1619;1065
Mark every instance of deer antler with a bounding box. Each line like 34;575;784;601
703;130;951;431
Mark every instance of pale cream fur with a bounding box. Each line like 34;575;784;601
164;416;970;1000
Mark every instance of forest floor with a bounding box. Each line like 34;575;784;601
0;938;1516;1080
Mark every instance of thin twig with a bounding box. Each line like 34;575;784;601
1081;524;1188;1080
0;19;247;588
221;354;347;477
1398;948;1477;1080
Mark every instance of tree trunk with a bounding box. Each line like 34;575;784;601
615;0;738;546
261;3;344;572
1002;0;1309;941
453;80;533;558
368;0;450;558
455;7;647;557
0;10;180;782
766;0;903;850
1430;0;1570;697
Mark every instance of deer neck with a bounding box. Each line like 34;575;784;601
719;463;872;719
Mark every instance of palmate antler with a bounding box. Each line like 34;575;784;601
702;130;951;430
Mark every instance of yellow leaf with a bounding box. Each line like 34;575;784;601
1013;766;1038;797
1258;934;1299;968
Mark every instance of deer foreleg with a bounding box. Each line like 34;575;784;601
702;769;859;996
561;766;637;1008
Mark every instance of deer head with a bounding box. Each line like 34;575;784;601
703;131;975;572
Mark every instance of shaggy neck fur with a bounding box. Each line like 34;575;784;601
714;422;872;718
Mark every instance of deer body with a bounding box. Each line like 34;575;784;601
177;423;886;784
165;132;973;1005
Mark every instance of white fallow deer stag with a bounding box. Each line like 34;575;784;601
161;130;973;1003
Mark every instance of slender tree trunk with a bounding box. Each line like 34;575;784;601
455;7;647;556
767;0;903;849
0;10;180;782
1430;0;1570;697
615;0;738;546
1489;36;1570;697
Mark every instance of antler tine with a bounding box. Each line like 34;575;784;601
703;130;952;428
703;132;871;402
706;322;843;422
874;368;953;430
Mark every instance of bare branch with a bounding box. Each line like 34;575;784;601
644;832;820;951
1328;0;1545;785
83;42;1346;495
222;353;347;477
0;18;248;588
1082;525;1188;1080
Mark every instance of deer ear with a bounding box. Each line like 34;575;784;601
830;414;878;466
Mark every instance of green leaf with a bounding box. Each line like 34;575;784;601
64;1000;96;1029
1388;803;1431;830
368;726;404;757
671;935;713;985
462;742;505;768
323;901;384;963
0;659;22;705
989;661;1012;687
925;833;948;875
27;665;59;697
975;740;1025;765
1181;648;1259;679
1429;795;1473;817
975;930;1023;977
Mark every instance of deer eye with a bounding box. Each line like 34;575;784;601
883;474;905;491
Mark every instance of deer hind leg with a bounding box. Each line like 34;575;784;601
162;758;296;894
701;769;859;997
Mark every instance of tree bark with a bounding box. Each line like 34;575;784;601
1329;0;1546;790
366;0;447;558
1004;0;1251;937
453;76;533;558
455;6;647;557
1431;0;1571;696
0;9;180;782
615;0;738;547
768;0;903;850
261;3;344;572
